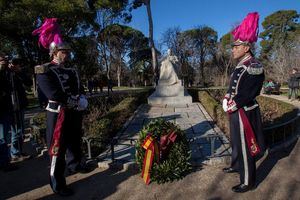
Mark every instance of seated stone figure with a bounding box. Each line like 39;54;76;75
148;49;192;104
159;49;179;86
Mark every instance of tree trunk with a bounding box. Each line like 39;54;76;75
117;71;121;87
100;43;110;80
222;64;229;87
117;65;121;87
200;63;204;85
145;0;158;85
199;58;204;86
117;54;122;87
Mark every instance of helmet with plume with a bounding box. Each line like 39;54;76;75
32;18;71;57
231;12;259;46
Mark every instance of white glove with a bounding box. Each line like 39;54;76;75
222;98;228;112
77;95;88;111
227;99;238;114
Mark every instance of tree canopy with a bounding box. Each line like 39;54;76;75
260;10;300;58
0;4;299;87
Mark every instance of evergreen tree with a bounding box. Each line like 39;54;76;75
260;10;300;59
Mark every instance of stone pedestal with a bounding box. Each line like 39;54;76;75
148;80;192;105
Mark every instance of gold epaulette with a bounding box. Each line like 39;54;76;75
34;64;49;74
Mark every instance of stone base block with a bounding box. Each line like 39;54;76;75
148;95;192;105
153;81;184;97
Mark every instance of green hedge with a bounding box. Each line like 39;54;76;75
31;111;47;147
258;96;298;127
82;89;153;154
31;89;153;155
188;88;298;137
32;112;47;130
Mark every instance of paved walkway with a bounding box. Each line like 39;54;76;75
2;94;300;199
261;94;300;108
97;103;230;168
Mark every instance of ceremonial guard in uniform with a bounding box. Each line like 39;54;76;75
33;18;88;196
222;12;265;193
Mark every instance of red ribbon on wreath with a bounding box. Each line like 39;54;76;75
160;131;177;160
141;130;177;185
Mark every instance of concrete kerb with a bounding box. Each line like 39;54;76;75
96;104;144;169
98;160;139;172
116;104;145;138
196;103;231;166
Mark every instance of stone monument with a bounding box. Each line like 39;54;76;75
148;49;192;105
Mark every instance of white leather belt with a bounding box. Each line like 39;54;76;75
46;100;61;113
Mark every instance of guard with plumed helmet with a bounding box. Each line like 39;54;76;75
33;18;89;196
222;12;266;193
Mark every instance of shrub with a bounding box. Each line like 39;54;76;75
188;88;298;137
32;111;47;130
31;89;153;155
31;111;47;147
257;96;298;127
83;89;153;154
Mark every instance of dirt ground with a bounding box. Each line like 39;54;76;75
1;137;300;200
2;94;300;200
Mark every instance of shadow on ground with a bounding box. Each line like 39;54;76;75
0;154;138;200
256;139;298;187
0;155;49;199
43;167;139;200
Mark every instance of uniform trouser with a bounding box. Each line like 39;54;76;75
46;110;83;191
229;113;239;171
65;110;84;171
229;110;256;186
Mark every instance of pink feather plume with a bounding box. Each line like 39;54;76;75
32;18;63;49
232;12;259;43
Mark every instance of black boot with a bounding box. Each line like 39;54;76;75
232;183;254;193
54;186;74;196
222;167;238;173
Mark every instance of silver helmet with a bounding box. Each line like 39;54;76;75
49;42;71;57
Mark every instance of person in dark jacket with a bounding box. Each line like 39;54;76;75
8;58;32;161
222;12;265;193
0;53;31;169
288;68;300;100
0;53;15;171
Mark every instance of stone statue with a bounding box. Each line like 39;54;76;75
148;49;192;105
159;49;179;86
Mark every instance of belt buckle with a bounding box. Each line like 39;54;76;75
46;103;61;113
